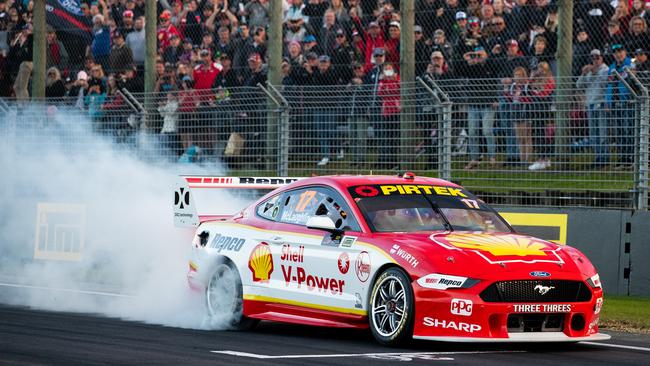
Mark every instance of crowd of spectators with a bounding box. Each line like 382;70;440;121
0;0;649;169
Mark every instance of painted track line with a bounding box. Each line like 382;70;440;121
211;350;526;359
0;282;133;298
581;342;650;353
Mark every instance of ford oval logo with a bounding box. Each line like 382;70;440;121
530;271;551;277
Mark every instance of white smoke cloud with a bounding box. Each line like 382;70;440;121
0;105;238;330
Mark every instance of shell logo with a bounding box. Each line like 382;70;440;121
431;233;563;265
248;242;274;282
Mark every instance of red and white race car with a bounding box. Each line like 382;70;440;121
174;173;609;345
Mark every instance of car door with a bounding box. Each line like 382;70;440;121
265;186;365;314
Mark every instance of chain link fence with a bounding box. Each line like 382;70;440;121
1;72;648;210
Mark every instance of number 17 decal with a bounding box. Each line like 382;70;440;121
461;199;480;209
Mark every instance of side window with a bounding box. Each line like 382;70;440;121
256;194;281;221
280;189;325;225
279;186;361;231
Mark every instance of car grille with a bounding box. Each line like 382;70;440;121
480;280;592;303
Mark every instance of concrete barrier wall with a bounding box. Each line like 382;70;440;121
630;211;650;296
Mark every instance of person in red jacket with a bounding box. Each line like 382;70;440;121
192;48;223;152
157;10;181;53
352;15;385;72
385;22;400;69
377;63;401;170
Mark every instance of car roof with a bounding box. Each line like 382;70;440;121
284;174;462;192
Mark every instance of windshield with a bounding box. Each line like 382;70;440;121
349;184;511;233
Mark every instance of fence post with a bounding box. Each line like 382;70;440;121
554;0;573;158
423;76;452;181
628;71;649;210
266;84;290;177
258;84;288;176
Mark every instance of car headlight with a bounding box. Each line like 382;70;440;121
416;273;480;290
586;273;601;288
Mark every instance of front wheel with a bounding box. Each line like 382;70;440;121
206;261;258;330
369;267;415;346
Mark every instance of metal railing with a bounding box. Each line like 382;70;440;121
1;76;648;210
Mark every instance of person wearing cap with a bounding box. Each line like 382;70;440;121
606;43;635;169
604;19;626;60
431;29;453;65
331;28;354;84
126;16;145;67
285;12;307;44
350;14;385;70
157;9;181;52
163;33;183;65
414;25;432;77
239;27;267;79
109;30;133;74
193;48;223;98
45;26;69;70
90;14;111;72
634;48;649;72
121;10;135;35
301;34;323;58
312;54;339;166
577;49;610;168
212;53;239;90
494;39;526;80
67;70;89;106
384;21;401;67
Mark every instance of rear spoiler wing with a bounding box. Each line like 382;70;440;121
174;176;304;227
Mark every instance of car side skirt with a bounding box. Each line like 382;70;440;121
413;332;611;343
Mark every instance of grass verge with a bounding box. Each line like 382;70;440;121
600;296;650;334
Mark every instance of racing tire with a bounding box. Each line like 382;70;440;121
369;267;415;346
206;261;259;331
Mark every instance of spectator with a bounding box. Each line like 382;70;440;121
240;26;267;72
495;39;528;79
329;0;350;24
45;27;69;70
385;21;400;67
212;53;240;90
631;0;650;21
200;31;216;56
577;0;615;50
626;16;649;52
45;67;66;98
603;19;626;62
180;1;203;47
10;23;32;101
158;91;180;160
414;25;432;77
573;28;592;76
364;47;386;135
319;10;339;56
528;35;554;73
193;48;222;101
285;15;307;44
157;10;181;52
90;14;111;72
377;62;401;170
120;64;143;93
528;61;555;171
457;46;499;170
331;28;354;84
242;0;269;29
301;34;323;58
606;44;634;169
431;29;453;64
120;10;135;35
163;34;184;65
126;16;145;68
156;64;177;94
347;62;368;167
503;66;532;165
86;64;107;121
356;19;385;71
634;48;649;72
68;70;89;109
178;76;199;150
313;55;339;166
577;49;610;168
215;26;234;59
241;52;267;168
612;0;632;36
109;30;133;74
450;11;469;46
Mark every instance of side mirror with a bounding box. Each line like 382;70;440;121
306;215;339;232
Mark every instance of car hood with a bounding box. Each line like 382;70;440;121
380;231;583;279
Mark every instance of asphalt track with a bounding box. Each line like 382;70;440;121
2;300;650;366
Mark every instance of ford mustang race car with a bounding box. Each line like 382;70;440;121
174;174;609;345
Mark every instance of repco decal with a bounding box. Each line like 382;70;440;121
355;251;371;282
210;234;245;252
338;252;350;274
239;177;300;185
248;243;274;282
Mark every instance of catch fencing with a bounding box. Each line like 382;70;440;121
0;72;648;210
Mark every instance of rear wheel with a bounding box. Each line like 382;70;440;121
206;261;258;330
369;267;415;346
